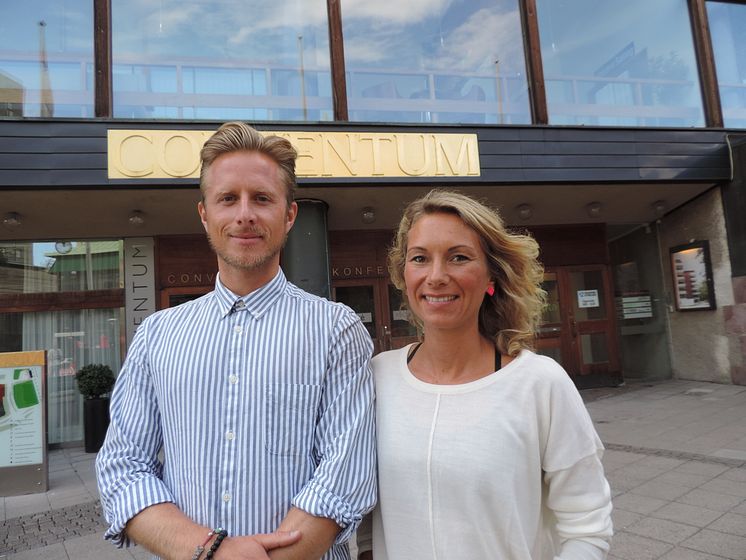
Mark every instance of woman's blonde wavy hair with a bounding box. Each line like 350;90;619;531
389;190;546;357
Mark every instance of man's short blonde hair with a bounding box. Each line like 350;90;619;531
200;121;297;206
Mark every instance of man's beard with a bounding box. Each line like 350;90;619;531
206;230;287;271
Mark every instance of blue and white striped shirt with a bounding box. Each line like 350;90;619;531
96;270;377;559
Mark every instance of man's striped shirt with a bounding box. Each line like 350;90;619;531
96;270;377;559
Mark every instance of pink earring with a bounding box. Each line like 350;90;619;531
486;285;495;297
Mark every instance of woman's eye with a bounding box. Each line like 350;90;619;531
409;255;426;263
452;254;470;262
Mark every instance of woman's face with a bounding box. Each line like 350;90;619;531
404;212;492;335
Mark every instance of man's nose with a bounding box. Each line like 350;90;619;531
235;199;256;223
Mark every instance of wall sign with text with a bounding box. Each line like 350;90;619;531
108;130;480;180
0;351;48;496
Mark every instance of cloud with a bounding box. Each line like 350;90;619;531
344;6;525;74
341;0;452;24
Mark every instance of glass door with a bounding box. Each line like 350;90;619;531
537;272;564;364
386;283;418;350
538;266;620;383
566;265;619;377
332;279;419;354
333;280;385;353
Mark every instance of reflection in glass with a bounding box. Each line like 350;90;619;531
388;284;416;338
0;1;93;117
0;308;123;444
580;333;609;365
706;2;746;129
335;285;376;339
536;0;704;126
540;276;561;325
0;241;123;294
342;0;530;124
112;0;332;121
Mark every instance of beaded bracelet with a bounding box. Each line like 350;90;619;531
191;528;221;560
204;528;228;559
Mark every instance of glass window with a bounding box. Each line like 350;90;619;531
570;270;607;321
112;0;333;121
579;333;609;365
707;2;746;129
536;0;705;126
0;308;123;444
540;274;561;325
335;285;376;339
0;0;94;118
0;241;123;293
342;0;531;124
0;240;124;445
388;284;416;338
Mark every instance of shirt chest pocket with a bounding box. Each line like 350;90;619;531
264;383;322;456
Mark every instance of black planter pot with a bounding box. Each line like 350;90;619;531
83;397;110;453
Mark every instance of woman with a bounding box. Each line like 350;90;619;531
358;190;612;559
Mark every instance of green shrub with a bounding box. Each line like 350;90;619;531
75;364;116;399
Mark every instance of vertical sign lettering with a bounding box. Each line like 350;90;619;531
124;238;156;348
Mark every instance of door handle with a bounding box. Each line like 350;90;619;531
570;318;578;338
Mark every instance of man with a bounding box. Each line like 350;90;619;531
96;122;377;560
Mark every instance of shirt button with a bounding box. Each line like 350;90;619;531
229;375;238;385
223;493;231;502
225;430;235;441
233;325;243;334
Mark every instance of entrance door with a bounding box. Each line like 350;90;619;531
333;278;418;354
538;265;620;384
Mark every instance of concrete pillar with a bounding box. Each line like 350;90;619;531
283;199;331;299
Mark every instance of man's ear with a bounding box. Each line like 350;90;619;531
285;201;298;234
197;200;208;232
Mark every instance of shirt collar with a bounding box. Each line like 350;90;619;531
213;269;288;319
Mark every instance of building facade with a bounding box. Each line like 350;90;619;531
1;0;745;446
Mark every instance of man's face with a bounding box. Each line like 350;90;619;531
198;151;297;287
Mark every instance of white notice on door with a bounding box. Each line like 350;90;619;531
577;289;600;308
393;310;411;322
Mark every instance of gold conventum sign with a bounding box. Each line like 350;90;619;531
108;130;480;179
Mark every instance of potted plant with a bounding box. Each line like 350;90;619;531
75;364;116;453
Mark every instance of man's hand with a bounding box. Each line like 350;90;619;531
268;507;341;560
125;504;300;560
214;531;302;559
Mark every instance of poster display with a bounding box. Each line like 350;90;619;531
670;241;716;311
0;351;48;495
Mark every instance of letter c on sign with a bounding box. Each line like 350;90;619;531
113;134;155;177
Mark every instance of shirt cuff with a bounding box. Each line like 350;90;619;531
291;479;361;545
102;476;175;547
556;538;609;560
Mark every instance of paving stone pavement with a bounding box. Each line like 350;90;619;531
1;378;746;560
